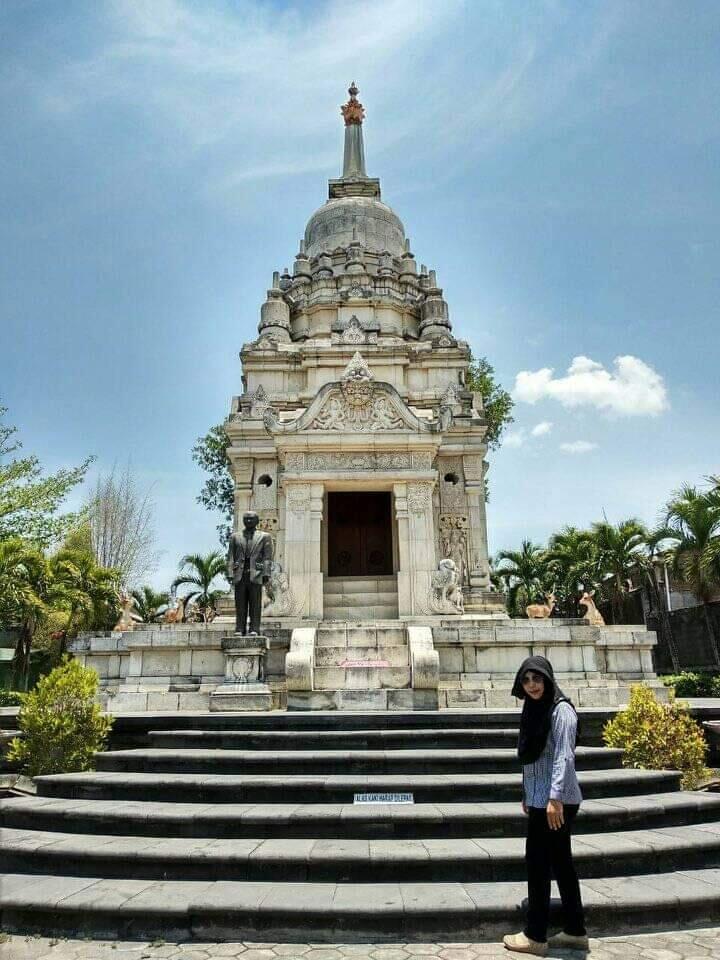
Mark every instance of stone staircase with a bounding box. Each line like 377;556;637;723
2;711;720;942
288;621;438;711
323;575;399;620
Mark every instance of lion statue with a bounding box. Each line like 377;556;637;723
430;558;464;614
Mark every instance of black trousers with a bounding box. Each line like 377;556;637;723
234;577;262;635
524;804;586;943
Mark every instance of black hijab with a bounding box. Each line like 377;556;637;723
512;656;576;764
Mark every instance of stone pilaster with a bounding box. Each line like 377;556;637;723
283;481;324;619
394;480;437;617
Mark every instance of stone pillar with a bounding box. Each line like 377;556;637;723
283;481;324;619
230;457;254;532
394;480;437;617
463;455;490;588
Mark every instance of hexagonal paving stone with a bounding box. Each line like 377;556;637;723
241;952;279;960
439;949;480;960
272;947;311;957
303;951;345;960
369;950;410;960
402;948;442;957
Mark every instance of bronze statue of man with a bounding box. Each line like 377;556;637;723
226;511;273;635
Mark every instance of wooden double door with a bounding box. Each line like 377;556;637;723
327;491;394;578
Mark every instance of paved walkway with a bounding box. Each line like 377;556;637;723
1;929;719;960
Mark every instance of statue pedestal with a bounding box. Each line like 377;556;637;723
209;634;272;711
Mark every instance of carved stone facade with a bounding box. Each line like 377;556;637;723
224;88;493;621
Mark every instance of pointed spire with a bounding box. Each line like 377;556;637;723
341;81;367;178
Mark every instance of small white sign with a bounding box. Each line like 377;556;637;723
353;792;414;804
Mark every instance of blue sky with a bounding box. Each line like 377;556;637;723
2;0;719;589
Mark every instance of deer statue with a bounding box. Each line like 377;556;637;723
526;592;556;619
112;591;141;632
163;595;189;625
579;590;605;626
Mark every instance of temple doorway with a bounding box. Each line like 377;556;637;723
327;491;393;578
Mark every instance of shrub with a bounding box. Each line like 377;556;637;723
603;684;709;789
7;657;113;776
0;689;24;707
660;671;720;698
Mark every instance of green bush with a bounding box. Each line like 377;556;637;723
0;689;24;707
660;671;720;697
7;657;113;776
603;684;709;789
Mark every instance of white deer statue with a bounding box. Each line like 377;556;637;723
526;592;556;619
579;590;605;626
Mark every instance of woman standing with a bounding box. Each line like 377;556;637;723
503;656;589;956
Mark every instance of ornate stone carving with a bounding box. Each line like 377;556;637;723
440;382;461;408
412;451;433;470
307;453;375;471
429;558;464;614
263;560;302;617
376;452;412;470
310;394;405;432
340;315;365;343
249;385;271;419
258;516;279;534
283;453;305;471
440;515;469;586
407;482;432;514
439;458;467;514
287;486;311;516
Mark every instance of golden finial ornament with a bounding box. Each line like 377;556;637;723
341;81;365;126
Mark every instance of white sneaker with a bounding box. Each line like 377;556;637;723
548;931;590;951
503;932;548;956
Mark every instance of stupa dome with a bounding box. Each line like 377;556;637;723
304;196;406;258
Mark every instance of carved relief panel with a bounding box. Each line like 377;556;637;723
252;459;278;513
438;456;467;515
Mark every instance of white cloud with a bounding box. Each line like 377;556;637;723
560;440;599;454
514;355;668;416
504;429;526;448
531;420;553;437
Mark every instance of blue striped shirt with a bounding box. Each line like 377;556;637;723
522;700;583;807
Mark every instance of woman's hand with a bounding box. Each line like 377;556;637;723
546;799;564;830
522;800;528;815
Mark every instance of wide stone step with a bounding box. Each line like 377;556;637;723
324;591;399;607
5;821;720;882
93;746;623;776
324;576;398;595
2;869;720;940
287;688;440;711
322;605;399;620
316;624;406;647
314;666;410;690
146;727;520;750
34;767;679;803
6;791;719;839
314;646;409;667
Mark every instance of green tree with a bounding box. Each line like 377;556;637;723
0;538;49;690
465;355;514;450
192;424;233;546
663;484;720;666
172;551;227;621
49;550;120;644
495;540;551;616
131;585;170;623
546;527;598;617
590;518;648;624
7;657;113;776
0;404;92;547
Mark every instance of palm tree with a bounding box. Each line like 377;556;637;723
589;518;648;624
131;586;170;623
50;550;120;644
495;540;551;617
0;538;49;690
172;551;227;622
663;484;720;666
546;527;598;617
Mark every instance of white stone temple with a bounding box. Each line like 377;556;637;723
227;81;499;625
72;85;666;711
